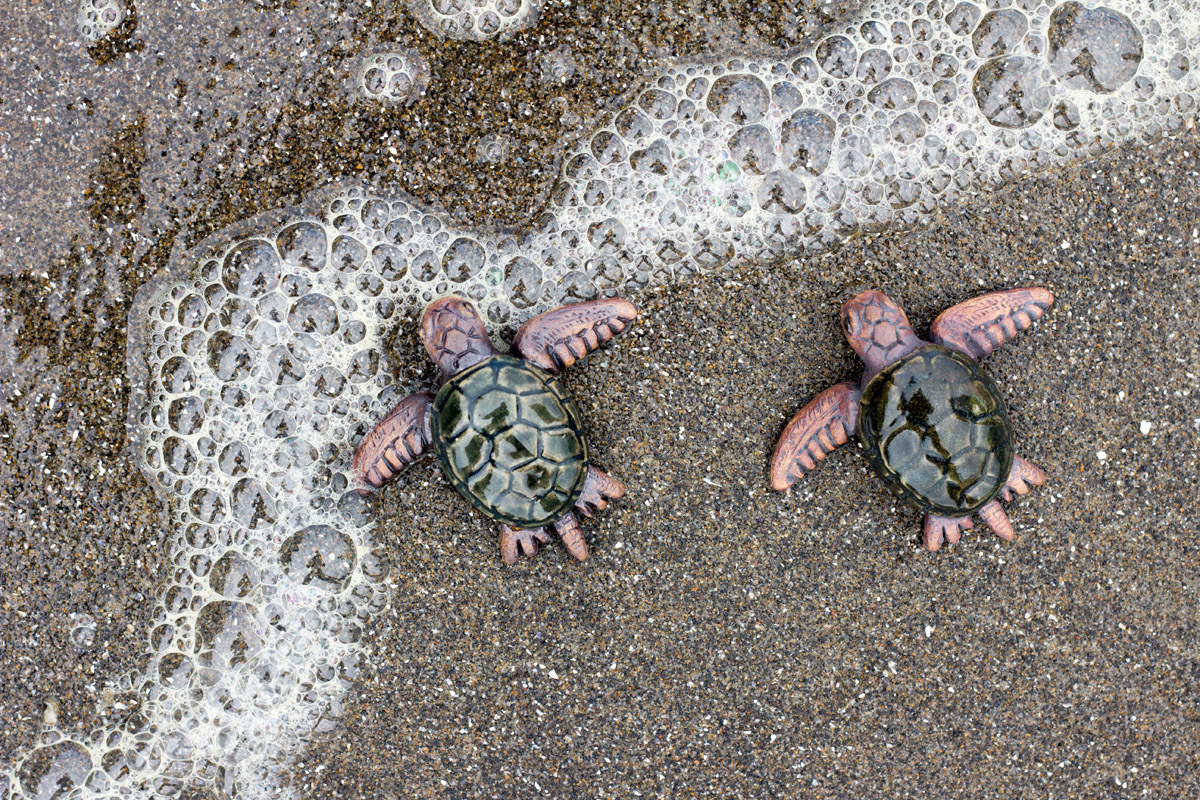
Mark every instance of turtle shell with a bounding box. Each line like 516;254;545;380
858;345;1013;516
431;355;589;528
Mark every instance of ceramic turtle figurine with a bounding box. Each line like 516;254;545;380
770;287;1054;550
354;295;638;564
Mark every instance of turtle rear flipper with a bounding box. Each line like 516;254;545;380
929;287;1054;360
512;298;638;373
553;514;589;561
924;505;1012;550
923;456;1045;550
923;513;974;551
999;455;1047;502
499;514;589;563
500;524;552;564
353;392;434;488
924;500;1014;550
770;381;861;490
575;466;625;517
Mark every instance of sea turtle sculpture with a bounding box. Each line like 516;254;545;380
354;295;638;564
770;287;1054;550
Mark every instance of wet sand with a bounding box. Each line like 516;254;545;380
285;131;1200;797
0;0;851;772
1;0;1198;796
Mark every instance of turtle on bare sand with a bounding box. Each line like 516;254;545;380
770;287;1054;551
354;295;638;564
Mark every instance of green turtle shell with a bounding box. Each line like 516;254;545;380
431;355;589;528
858;345;1013;516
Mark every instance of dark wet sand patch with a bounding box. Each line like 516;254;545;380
292;131;1200;798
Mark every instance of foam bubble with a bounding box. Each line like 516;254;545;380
352;47;431;106
69;614;98;649
9;1;1200;797
540;45;581;85
16;742;92;798
77;0;129;45
408;0;545;41
475;132;515;164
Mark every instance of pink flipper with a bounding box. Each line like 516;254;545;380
999;455;1047;503
352;393;434;489
512;298;638;374
928;287;1054;360
978;500;1014;541
770;382;861;490
923;514;974;551
500;525;552;565
575;466;625;517
553;514;589;561
923;456;1042;551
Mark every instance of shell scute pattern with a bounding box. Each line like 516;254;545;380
859;346;1013;515
432;355;588;528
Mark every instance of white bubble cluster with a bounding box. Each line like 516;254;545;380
407;0;544;41
8;1;1200;797
353;47;431;106
77;0;128;45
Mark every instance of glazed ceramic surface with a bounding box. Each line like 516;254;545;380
770;287;1054;551
432;355;589;528
353;295;637;563
858;345;1013;516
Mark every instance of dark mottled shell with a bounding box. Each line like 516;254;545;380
431;355;589;528
858;345;1012;515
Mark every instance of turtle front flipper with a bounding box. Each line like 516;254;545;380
923;514;974;551
511;298;638;374
929;287;1054;360
353;392;434;488
770;382;861;491
500;524;552;564
574;466;625;517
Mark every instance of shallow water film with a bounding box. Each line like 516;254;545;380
2;0;1199;797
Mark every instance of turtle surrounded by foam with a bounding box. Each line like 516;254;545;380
770;287;1054;551
354;296;637;563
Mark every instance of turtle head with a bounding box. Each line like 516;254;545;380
841;290;922;376
420;296;500;381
